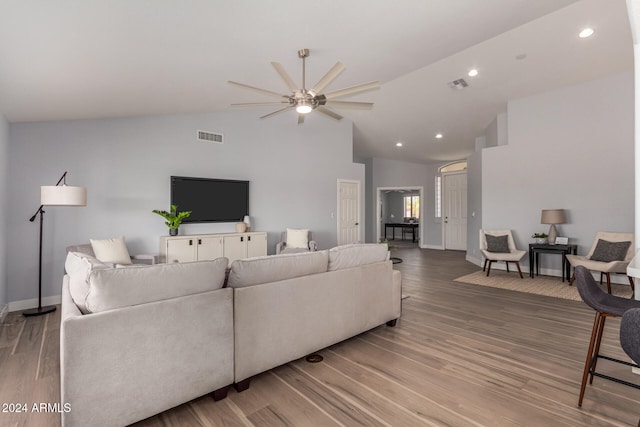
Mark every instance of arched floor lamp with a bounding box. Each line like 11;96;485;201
24;171;86;317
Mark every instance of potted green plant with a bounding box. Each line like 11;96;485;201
153;204;192;236
531;232;549;244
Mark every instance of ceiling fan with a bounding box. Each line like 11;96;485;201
228;49;380;124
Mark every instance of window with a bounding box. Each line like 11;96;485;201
404;195;420;219
435;176;441;218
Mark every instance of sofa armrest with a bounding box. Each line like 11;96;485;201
275;242;286;254
130;253;158;265
60;277;234;427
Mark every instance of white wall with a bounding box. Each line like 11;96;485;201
480;71;634;274
7;110;364;306
0;113;8;312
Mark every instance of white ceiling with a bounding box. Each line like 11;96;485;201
0;0;632;164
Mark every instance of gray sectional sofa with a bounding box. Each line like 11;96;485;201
60;243;401;426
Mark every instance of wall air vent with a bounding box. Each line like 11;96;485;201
447;79;469;90
197;130;224;144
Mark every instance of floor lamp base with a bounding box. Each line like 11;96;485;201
23;305;56;317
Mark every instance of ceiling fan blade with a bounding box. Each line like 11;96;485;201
324;81;380;99
310;62;346;95
231;101;290;108
298;114;305;125
228;81;287;99
325;100;374;109
271;62;298;93
260;105;295;119
316;106;343;121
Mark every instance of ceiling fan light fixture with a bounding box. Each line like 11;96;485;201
296;101;312;114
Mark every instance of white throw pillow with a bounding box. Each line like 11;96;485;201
286;228;309;249
90;236;132;265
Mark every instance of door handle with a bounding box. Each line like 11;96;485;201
355;222;359;226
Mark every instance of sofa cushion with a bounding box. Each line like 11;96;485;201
590;239;631;262
85;258;228;313
90;236;132;265
65;251;112;313
286;228;309;249
228;251;329;288
328;243;390;271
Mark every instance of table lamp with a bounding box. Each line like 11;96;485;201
24;171;86;317
541;209;565;245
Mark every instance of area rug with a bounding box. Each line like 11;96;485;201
454;270;633;301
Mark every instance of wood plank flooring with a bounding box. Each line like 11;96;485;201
2;248;640;426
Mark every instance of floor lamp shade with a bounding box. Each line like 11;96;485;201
541;209;566;244
41;185;87;206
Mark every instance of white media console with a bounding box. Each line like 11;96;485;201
160;232;267;264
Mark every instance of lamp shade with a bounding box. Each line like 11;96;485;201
541;209;565;225
41;185;87;206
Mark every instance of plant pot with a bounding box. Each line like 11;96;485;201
535;237;547;244
169;228;178;236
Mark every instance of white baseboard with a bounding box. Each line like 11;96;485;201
8;295;61;313
421;244;444;250
0;304;8;323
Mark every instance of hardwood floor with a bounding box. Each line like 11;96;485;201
2;248;639;426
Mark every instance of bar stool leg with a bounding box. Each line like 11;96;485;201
579;312;603;407
589;314;607;385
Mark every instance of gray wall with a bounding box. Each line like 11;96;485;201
366;157;460;248
0;114;8;311
7;110;364;305
479;71;634;274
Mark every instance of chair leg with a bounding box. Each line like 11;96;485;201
569;273;576;286
506;262;510;273
600;272;604;285
483;259;488;272
579;312;603;407
605;273;612;294
486;260;493;277
629;276;635;294
589;314;607;385
514;261;524;279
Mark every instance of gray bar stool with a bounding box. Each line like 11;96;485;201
574;265;640;407
621;308;640;427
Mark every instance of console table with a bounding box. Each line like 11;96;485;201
384;223;419;243
528;243;578;282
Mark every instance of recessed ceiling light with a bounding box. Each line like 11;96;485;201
396;142;403;147
435;133;443;139
467;69;478;77
579;28;594;38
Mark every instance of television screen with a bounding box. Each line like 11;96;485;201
170;176;249;223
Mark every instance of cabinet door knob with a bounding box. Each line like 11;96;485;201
241;236;244;242
189;240;193;246
198;239;202;245
248;235;252;241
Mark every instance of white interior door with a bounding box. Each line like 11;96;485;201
443;171;467;250
337;179;361;245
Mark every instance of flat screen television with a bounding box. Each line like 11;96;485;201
170;176;249;223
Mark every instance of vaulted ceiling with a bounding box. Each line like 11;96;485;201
0;0;632;163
